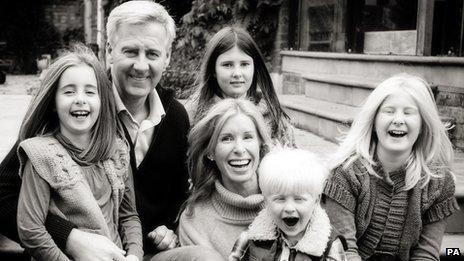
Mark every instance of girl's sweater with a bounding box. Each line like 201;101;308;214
17;135;143;260
178;180;264;259
323;157;459;261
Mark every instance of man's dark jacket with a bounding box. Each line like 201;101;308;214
0;87;190;255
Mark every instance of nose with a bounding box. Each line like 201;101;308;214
133;54;149;72
233;139;246;154
74;91;86;105
392;111;405;125
283;200;296;214
231;66;241;78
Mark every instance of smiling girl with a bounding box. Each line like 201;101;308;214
186;26;295;146
16;45;142;261
323;73;459;261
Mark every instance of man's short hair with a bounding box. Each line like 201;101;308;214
106;0;176;48
258;147;329;198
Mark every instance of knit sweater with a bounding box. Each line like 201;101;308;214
178;180;264;259
323;158;460;261
17;135;143;260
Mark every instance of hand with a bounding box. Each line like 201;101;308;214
125;254;139;261
147;225;178;251
66;229;126;261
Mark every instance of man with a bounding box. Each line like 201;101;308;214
0;1;222;260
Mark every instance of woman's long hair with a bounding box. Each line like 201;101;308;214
19;43;119;163
192;26;288;137
185;99;272;215
329;73;454;190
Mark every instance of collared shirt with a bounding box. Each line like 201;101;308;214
113;84;165;167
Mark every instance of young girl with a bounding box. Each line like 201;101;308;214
323;73;459;261
230;147;347;261
16;45;143;260
185;26;295;146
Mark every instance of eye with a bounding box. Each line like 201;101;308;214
220;135;233;142
243;133;255;140
273;196;285;203
85;90;97;95
294;196;306;202
404;108;418;115
146;51;160;60
221;62;233;68
123;49;138;57
63;90;75;95
382;107;394;114
240;62;251;67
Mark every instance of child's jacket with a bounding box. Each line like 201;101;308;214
230;205;347;261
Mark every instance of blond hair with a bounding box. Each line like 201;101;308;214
330;73;454;190
259;147;328;198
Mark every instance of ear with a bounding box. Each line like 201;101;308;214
207;154;214;161
107;42;114;64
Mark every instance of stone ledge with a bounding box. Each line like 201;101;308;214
281;50;464;65
279;95;359;124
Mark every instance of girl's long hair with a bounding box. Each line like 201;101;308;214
329;73;454;190
19;43;119;163
192;26;288;137
185;98;272;215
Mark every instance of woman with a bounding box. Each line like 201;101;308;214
178;98;273;259
323;73;459;260
185;26;294;146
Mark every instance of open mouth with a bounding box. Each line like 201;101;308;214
228;159;251;169
70;110;90;119
282;217;299;227
388;130;407;138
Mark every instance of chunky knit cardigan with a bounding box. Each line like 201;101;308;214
323;158;459;261
17;135;143;260
178;180;264;259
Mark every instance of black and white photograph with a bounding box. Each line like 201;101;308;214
0;0;463;260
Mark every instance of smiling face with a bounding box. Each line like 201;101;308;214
213;113;260;193
266;193;316;244
374;91;422;159
214;45;254;98
55;64;101;145
108;22;170;101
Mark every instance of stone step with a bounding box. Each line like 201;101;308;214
301;73;378;107
279;94;359;143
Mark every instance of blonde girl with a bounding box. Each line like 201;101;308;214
16;45;142;261
323;73;459;261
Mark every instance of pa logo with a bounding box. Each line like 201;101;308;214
446;248;461;256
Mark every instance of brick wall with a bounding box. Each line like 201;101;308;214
436;86;464;151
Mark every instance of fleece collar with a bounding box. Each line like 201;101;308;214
247;205;332;257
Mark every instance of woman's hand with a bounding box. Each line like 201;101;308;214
147;225;178;251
